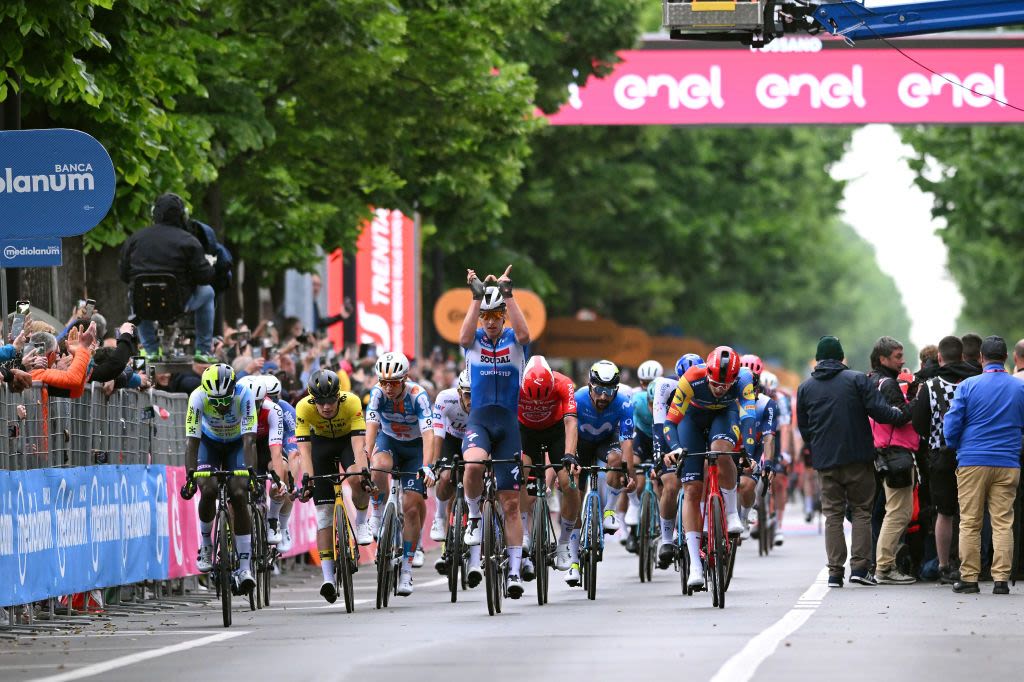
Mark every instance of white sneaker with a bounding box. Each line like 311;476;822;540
235;568;256;594
267;523;283;545
278;528;292;554
355;520;373;546
625;502;640;526
602;510;620;533
196;546;213;573
429;517;446;542
367;514;382;538
397;571;414;596
412;548;424;568
464;518;482;546
727;512;744;535
565;563;581;587
554;543;571;570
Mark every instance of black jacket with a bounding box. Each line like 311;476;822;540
119;195;214;303
868;365;906;406
911;361;980;440
89;332;137;384
797;360;909;471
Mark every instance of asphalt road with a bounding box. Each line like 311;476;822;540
2;511;1022;682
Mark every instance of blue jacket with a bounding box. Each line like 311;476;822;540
944;363;1024;468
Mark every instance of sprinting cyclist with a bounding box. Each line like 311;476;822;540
459;265;530;599
263;374;298;553
238;376;289;552
568;360;637;585
663;346;757;589
625;360;664;543
655;353;704;569
757;371;787;546
364;351;435;597
180;364;258;593
429;370;473;578
296;369;370;604
518;355;578;582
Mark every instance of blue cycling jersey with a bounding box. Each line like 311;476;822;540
366;381;433;441
277;399;298;453
463;327;526;412
633;392;653;437
576;387;634;443
753;394;779;458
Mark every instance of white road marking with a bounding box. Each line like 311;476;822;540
28;630;250;682
710;568;828;682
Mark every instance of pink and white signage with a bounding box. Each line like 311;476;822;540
546;48;1024;125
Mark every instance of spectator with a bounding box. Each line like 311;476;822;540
87;322;138;384
797;335;909;588
944;336;1024;595
1013;339;1024;378
310;274;352;333
916;344;940;382
119;192;215;362
0;365;33;392
961;333;983;372
868;336;921;585
911;335;978;584
29;324;96;398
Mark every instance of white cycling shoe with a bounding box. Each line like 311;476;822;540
565;563;581;587
196;546;213;573
367;514;382;539
412;548;425;568
234;568;256;594
624;503;640;526
429;517;446;542
397;571;414;597
356;520;374;546
464;518;482;546
687;569;706;590
554;543;571;571
602;510;620;533
267;523;283;545
278;528;293;554
726;512;744;535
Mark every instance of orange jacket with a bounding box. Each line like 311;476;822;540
31;347;93;398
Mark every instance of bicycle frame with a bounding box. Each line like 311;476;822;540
191;469;250;627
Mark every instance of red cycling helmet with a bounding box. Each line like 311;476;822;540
522;355;555;400
739;353;764;378
706;346;741;385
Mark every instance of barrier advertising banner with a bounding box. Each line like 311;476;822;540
354;209;418;356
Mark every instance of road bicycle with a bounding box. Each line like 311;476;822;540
470;457;520;616
635;462;660;583
249;470;284;610
369;466;406;610
528;462;561;605
755;466;776;557
436;453;470;602
574;464;625;601
683;449;736;609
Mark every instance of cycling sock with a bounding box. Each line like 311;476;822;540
371;493;383;514
628;491;640;507
740;506;751;523
469;544;482;566
722;485;738;517
521;513;530;549
686;531;703;574
559;517;575;542
660;517;676;545
507;546;522;577
467;495;482;519
434;499;447;523
236;535;252;573
568;530;580;563
200;521;213;549
604;486;621;512
319;550;334;583
403;540;414;573
805;495;814;514
279;510;291;535
268;498;282;522
354;504;368;527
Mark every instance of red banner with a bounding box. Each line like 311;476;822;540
355;209;418;356
326;248;345;351
545;47;1024;126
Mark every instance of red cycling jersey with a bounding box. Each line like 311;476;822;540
518;372;577;430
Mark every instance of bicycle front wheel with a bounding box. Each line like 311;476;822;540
216;510;232;627
447;496;464;603
336;504;356;613
638;489;655;583
483;499;500;616
532;496;550;605
710;495;727;609
376;507;397;610
757;489;770;557
586;494;600;601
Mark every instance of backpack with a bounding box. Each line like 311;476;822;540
191;220;234;293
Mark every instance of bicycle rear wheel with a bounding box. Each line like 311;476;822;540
638;489;655;583
757;490;770;557
586;494;600;601
251;505;267;610
447;496;464;602
216;510;232;627
710;496;727;609
532;496;550;605
375;507;397;610
336;505;355;613
483;499;500;616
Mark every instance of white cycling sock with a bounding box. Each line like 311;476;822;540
660;517;676;545
236;535;252;573
469;544;482;567
740;505;751;523
354;504;368;527
686;531;703;574
508;546;522;577
268;498;282;522
569;530;580;563
321;557;335;583
722;485;738;517
559;517;575;543
628;491;640;507
521;513;530;549
467;495;482;518
200;521;213;549
279;510;291;535
604;486;621;512
434;498;448;523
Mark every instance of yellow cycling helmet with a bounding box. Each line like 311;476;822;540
201;363;236;398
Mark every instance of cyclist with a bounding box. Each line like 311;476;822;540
625;360;664;543
756;370;787;546
655;353;704;570
569;360;637;585
364;351;435;597
296;369;370;604
428;370;474;577
180;364;258;593
663;346;757;589
263;374;298;553
735;355;776;539
517;355;578;582
238;376;290;553
459;265;530;599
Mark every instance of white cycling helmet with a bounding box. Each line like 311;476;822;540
375;351;410;380
239;375;267;403
637;360;663;382
480;286;505;312
589;360;620;387
457;369;471;391
262;374;282;398
760;370;779;393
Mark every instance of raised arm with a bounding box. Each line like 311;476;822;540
459;268;485;348
496;265;530;345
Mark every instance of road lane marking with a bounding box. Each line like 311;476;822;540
710;568;828;682
28;630;250;682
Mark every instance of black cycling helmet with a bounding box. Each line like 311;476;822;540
307;369;340;404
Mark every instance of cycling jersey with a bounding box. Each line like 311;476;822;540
256;398;284;447
463;327;526;411
366;381;432;441
432;387;469;440
753;394;779;459
518;371;576;430
775;391;792;426
650;377;676;427
295;391;366;440
575;387;634;443
185;383;257;443
633;391;653;437
276;399;298;454
665;365;756;456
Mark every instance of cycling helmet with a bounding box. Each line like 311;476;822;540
307;369;340;403
646;382;656;402
480;286;506;312
239;375;267;403
262;374;282;398
589;360;620;387
706;346;741;385
739;354;764;378
457;369;471;391
375;352;410;380
760;370;779;393
523;356;555;400
637;360;663;382
675;353;705;378
201;364;235;398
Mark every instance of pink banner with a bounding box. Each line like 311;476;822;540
545;47;1024;125
166;466;201;579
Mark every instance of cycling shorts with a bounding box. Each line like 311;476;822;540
463;405;522;492
577;437;620;468
632;431;654;465
673;405;740;483
256;439;288;475
197;435;245;471
311;434;356;506
520;421;566;474
375;433;426;497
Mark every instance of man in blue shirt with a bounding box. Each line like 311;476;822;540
944;335;1024;595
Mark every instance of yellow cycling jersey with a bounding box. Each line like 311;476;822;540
295;390;366;441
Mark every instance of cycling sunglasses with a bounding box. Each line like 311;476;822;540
708;378;735;391
208;396;233;408
379;379;405;389
590;384;617;397
478;311;505;322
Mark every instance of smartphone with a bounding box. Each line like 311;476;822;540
131;356;147;374
33;341;46;353
10;300;29;339
83;299;96;318
76;299;86;311
253;346;264;360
